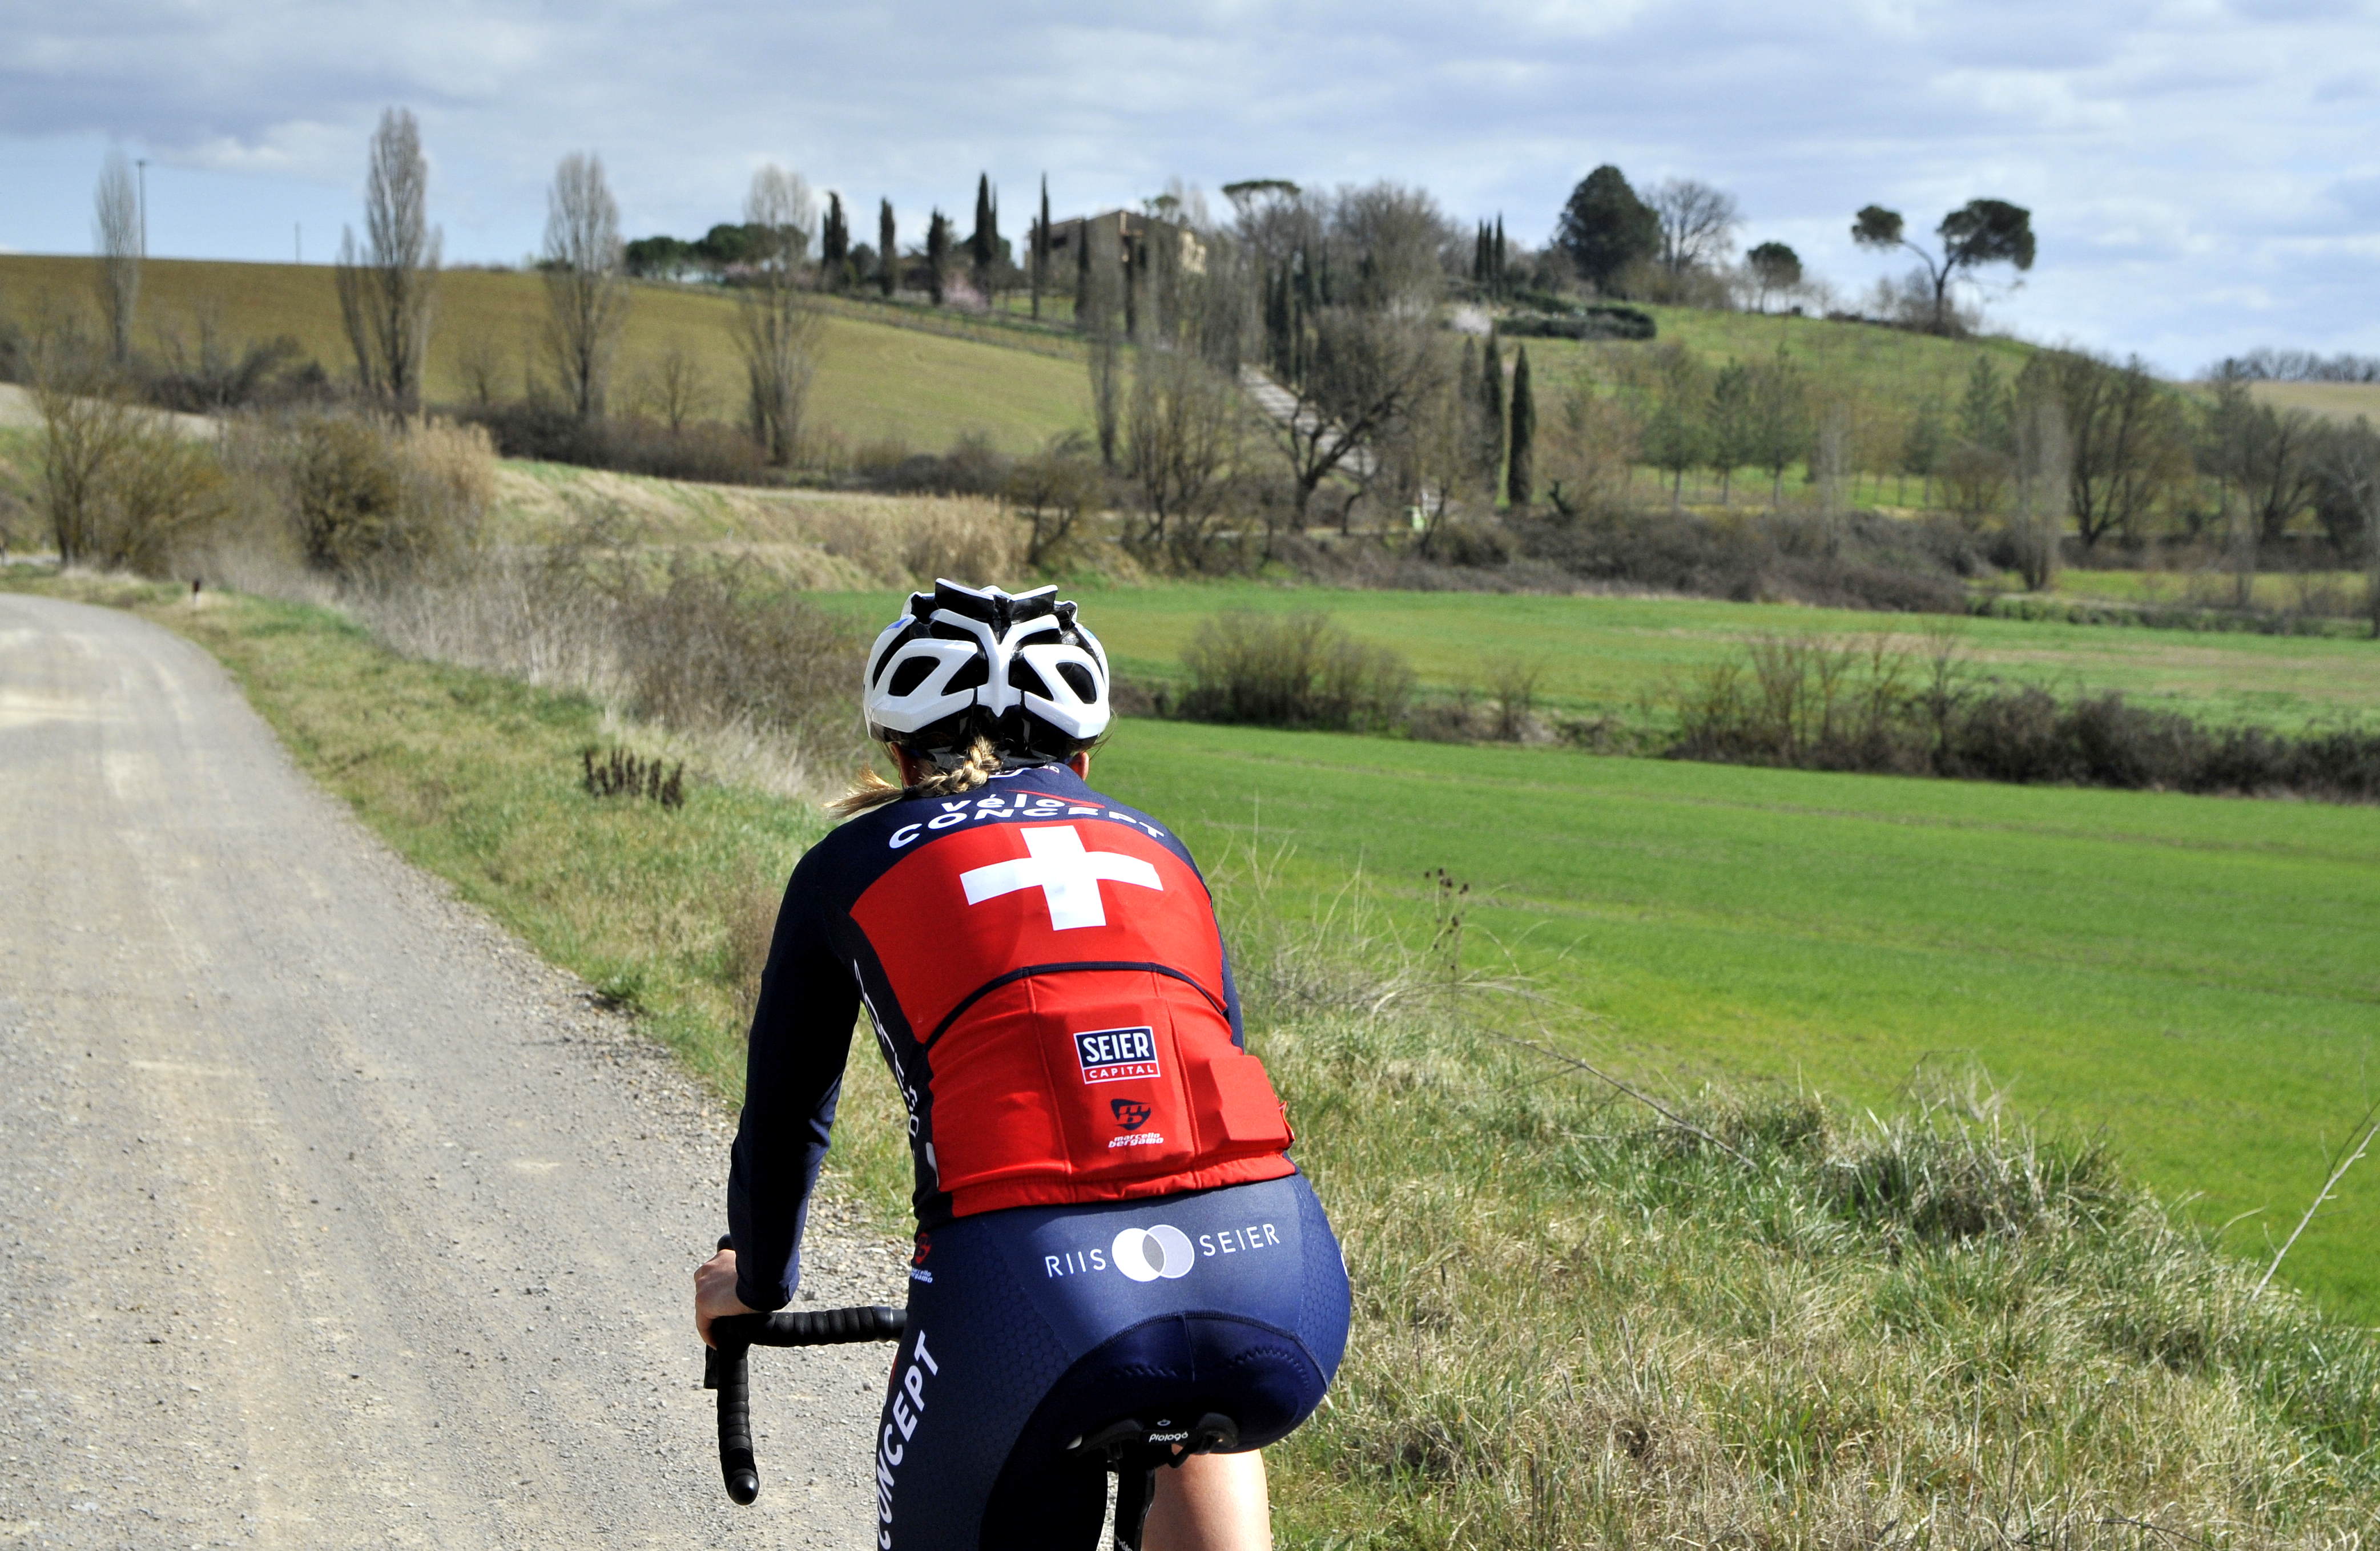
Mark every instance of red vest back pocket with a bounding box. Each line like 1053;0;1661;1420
924;968;1291;1213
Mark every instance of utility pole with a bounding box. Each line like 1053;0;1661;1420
135;158;148;257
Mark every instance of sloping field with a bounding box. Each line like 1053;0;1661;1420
1097;719;2380;1319
0;255;1091;453
1520;300;2035;409
2245;378;2380;426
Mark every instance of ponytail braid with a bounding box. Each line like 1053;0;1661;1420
829;736;1002;818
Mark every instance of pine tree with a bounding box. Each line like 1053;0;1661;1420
877;200;896;297
1032;176;1050;320
1507;347;1536;507
926;209;952;306
1480;327;1505;492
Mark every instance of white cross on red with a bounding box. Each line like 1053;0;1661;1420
958;825;1162;930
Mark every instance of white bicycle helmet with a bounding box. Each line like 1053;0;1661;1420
862;580;1112;764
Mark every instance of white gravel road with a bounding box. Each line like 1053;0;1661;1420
0;593;904;1549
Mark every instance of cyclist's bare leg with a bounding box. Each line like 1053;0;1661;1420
1143;1451;1270;1551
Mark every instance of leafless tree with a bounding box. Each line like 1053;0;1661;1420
1268;309;1445;524
2313;418;2380;637
635;339;715;432
2009;394;2069;590
1329;183;1453;315
732;166;820;465
92;148;140;366
542;152;629;419
1126;347;1241;556
334;108;441;417
454;333;508;407
1374;338;1472;553
1648;178;1741;276
1003;436;1105;568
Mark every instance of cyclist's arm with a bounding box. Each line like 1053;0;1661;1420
724;867;861;1312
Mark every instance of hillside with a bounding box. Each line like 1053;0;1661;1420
0;255;1092;454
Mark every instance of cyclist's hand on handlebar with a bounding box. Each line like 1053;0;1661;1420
695;1248;759;1349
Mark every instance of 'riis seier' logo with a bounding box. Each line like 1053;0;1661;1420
1074;1025;1159;1085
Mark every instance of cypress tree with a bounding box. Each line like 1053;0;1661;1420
1507;346;1536;507
1493;215;1507;295
877;200;896;296
821;193;849;287
1480;327;1505;491
1032;176;1050;320
970;175;996;292
926;209;951;306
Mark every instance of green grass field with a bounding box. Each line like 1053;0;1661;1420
1091;719;2380;1319
812;582;2380;733
0;255;1092;454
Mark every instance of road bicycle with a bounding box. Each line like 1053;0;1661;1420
704;1304;1244;1551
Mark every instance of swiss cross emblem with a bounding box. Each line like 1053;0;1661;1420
958;825;1163;930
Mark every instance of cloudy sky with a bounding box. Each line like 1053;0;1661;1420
3;0;2374;375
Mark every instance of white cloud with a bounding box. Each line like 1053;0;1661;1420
1;0;2375;369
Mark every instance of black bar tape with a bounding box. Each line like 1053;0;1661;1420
712;1306;907;1348
715;1345;758;1505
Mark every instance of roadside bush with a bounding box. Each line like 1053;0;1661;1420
603;558;862;740
275;417;488;578
30;368;233;575
1177;610;1414;731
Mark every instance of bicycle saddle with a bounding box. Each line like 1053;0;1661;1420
1063;1412;1241;1551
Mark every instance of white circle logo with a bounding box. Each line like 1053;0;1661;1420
1111;1224;1195;1282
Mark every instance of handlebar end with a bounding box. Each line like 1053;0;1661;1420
726;1468;759;1506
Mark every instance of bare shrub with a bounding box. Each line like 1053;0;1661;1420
1178;610;1414;731
31;353;232;574
1669;630;2380;800
1003;436;1106;567
228;413;489;579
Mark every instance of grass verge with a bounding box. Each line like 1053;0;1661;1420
13;571;2378;1544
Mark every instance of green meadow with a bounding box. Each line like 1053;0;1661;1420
817;583;2380;732
1093;718;2380;1319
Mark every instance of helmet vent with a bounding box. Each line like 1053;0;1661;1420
885;655;936;698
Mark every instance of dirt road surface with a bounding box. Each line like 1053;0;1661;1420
0;594;904;1549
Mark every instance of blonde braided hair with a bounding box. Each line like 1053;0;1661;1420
829;735;1003;818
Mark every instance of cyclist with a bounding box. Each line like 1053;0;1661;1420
694;581;1350;1551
